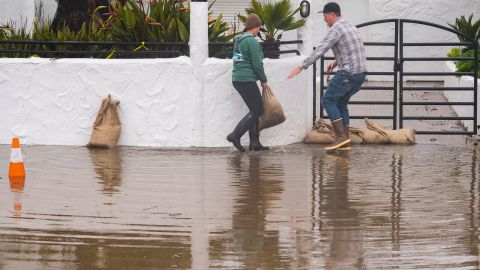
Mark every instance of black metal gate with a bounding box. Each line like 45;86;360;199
313;19;478;135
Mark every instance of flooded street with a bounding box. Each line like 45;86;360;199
1;143;480;269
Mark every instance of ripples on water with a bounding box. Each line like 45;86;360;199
0;144;479;269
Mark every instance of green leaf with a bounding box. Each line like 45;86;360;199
177;19;189;42
125;6;136;28
244;0;305;42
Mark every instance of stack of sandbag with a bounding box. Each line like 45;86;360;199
304;118;415;144
87;95;121;148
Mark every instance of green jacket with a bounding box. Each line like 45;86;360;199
232;33;268;83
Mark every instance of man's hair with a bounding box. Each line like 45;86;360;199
321;2;341;17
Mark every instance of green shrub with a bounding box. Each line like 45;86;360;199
0;24;31;58
447;48;479;77
447;14;480;77
448;14;480;48
239;0;305;42
0;0;235;58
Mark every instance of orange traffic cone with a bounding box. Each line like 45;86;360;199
9;137;26;178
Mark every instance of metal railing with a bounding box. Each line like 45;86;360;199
0;39;303;59
209;40;303;59
313;19;478;135
314;19;399;128
0;40;189;58
399;19;478;135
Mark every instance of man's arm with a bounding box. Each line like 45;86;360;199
301;27;342;69
288;27;342;79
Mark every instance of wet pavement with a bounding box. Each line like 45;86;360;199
1;143;480;269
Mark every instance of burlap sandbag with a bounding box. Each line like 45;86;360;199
348;127;366;144
304;119;335;143
304;118;415;144
365;118;415;144
258;86;286;130
305;119;363;144
350;126;389;144
87;95;121;148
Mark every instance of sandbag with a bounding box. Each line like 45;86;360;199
350;126;389;144
347;127;365;144
304;118;415;144
304;119;363;144
304;119;335;143
87;95;121;148
258;86;286;130
365;118;415;144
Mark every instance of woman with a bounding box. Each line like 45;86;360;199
227;13;269;152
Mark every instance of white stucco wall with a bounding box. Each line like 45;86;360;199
443;61;479;132
0;57;309;147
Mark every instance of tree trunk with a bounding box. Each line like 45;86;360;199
52;0;96;31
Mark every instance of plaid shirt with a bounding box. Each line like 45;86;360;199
302;18;367;74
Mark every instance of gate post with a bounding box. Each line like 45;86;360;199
399;20;404;129
393;20;399;130
474;41;478;135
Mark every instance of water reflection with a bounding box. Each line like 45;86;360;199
228;153;285;269
2;145;480;269
469;149;480;265
312;153;365;269
391;154;403;252
9;177;26;218
88;148;122;195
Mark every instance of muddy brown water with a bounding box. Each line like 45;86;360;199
0;143;479;269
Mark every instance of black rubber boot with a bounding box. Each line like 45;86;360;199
248;120;269;151
227;113;256;152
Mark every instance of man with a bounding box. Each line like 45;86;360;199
288;2;367;151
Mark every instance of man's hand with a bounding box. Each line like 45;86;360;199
326;61;337;80
261;82;269;89
288;66;302;79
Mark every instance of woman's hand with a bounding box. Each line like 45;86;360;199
288;66;302;79
261;82;269;89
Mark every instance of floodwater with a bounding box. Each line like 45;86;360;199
1;143;480;269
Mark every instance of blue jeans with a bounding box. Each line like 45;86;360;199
321;71;366;126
